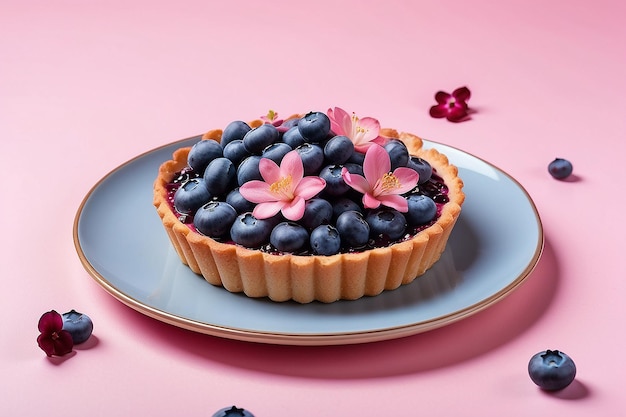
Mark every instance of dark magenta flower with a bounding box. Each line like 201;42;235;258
429;86;471;122
37;310;74;357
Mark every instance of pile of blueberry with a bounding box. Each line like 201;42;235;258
166;111;449;256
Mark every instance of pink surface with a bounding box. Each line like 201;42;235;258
2;0;625;415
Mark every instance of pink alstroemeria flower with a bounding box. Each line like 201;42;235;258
239;150;326;221
327;107;385;153
37;310;74;357
342;144;419;212
429;86;471;122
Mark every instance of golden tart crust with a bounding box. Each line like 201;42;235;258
153;124;464;303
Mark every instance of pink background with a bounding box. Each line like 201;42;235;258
2;0;625;415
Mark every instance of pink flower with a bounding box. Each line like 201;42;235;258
37;310;73;357
429;86;471;122
327;107;385;153
260;109;292;132
342;144;419;212
239;150;326;221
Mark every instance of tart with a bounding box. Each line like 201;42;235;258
153;108;464;303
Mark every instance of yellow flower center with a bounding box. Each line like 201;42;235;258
270;175;294;199
380;172;400;192
267;109;277;121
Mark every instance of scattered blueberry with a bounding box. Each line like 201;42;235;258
212;406;254;417
194;201;237;238
548;158;573;179
310;224;341;255
221;120;252;148
187;139;223;173
298;111;331;143
270;222;309;252
173;178;212;214
62;310;93;344
528;349;577;391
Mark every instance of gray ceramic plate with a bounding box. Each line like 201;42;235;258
73;137;543;345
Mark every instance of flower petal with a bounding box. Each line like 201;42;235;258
434;91;452;104
281;196;306;221
363;144;390;184
38;310;63;334
429;104;449;118
279;150;304;185
391;167;419;193
446;106;468;122
362;192;382;209
353;116;381;144
342;169;371;194
252;201;285;219
378;194;409;212
452;86;471;102
37;329;74;357
293;176;326;200
239;180;275;203
259;158;281;184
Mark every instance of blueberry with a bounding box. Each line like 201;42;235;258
243;124;280;154
270;222;309;252
405;194;437;225
384;139;409;171
331;197;362;220
335;210;370;248
203;157;237;196
225;188;256;213
301;198;333;230
295;143;324;176
262;142;292;164
62;310;93;344
366;208;407;241
223;140;251;166
346;150;365;165
548;158;573;179
324;135;354;165
173;178;212;214
212;406;255;417
194;201;237;238
187;139;223;173
221;120;252;148
343;162;364;177
319;165;350;196
282;125;306;149
230;213;273;248
528;350;577;391
407;156;432;184
237;155;263;186
310;225;341;255
298;111;331;143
